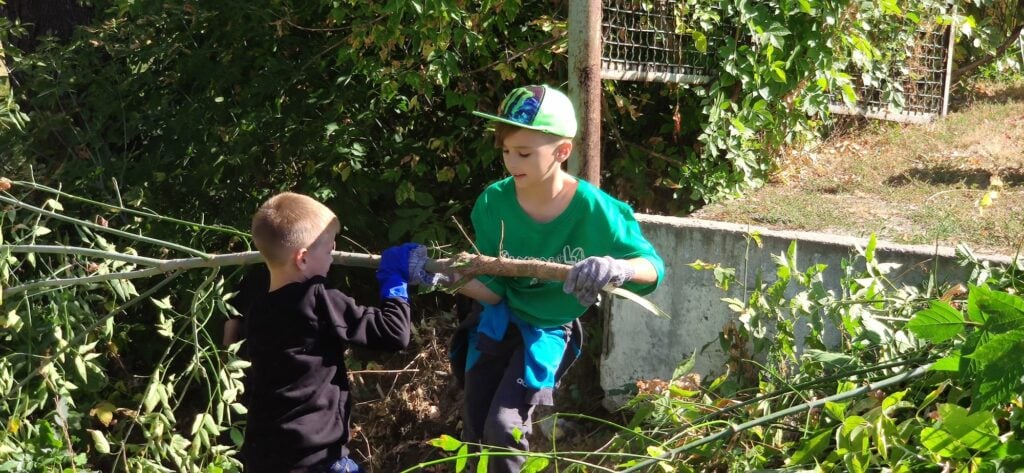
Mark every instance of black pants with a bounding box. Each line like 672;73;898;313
462;323;535;473
453;302;583;473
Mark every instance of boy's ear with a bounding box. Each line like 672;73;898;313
555;141;573;162
293;247;309;270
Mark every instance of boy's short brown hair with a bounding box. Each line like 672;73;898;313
251;192;339;267
492;123;574;148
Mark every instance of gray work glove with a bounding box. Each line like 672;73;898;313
562;256;635;307
408;244;451;287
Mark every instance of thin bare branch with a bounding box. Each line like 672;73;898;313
0;194;211;258
8;179;249;238
5;245;165;266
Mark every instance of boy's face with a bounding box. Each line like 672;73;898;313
501;127;571;190
299;229;337;279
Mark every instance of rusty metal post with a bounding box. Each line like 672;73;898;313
568;0;602;187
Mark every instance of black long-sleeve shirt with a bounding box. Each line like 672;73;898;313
242;276;411;472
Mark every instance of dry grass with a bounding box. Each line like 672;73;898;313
691;82;1024;255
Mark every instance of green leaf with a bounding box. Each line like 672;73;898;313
230;427;244;447
879;0;902;15
967;330;1024;365
512;426;523;443
687;259;718;271
906;301;964;343
455;444;468;472
977;289;1024;333
428;434;463;452
786;429;831;466
922;427;964;458
772;66;786;82
937;404;1000;453
476;449;489;473
671;349;697;381
609;287;670;319
729;118;754;138
143;382;160;414
712;266;736;290
875;414;896;460
692;31;707;53
880;389;908;412
74;355;89;384
521;456;550;473
864;233;877;262
841;83;857;105
918;382;948;411
968;330;1024;408
967;284;987;324
226;359;251;371
152;296;173;310
930;353;960;372
803;349;857;369
44;198;64;211
924;408;991;459
88;429;111;454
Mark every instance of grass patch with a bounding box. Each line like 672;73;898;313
692;82;1024;255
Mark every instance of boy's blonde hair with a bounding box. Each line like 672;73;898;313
251;192;339;267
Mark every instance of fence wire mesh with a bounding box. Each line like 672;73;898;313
600;0;955;123
829;17;952;123
601;0;722;83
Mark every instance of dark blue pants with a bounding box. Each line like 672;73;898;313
462;324;536;473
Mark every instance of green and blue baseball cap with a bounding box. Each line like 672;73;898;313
472;84;578;138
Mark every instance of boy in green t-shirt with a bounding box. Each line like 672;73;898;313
427;85;665;472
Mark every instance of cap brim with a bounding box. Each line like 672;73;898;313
471;110;552;134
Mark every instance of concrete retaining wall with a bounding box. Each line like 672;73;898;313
600;215;1013;409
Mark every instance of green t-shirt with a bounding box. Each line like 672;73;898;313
470;177;665;328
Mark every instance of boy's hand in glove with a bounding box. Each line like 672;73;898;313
407;245;452;287
562;256;635;307
377;243;421;301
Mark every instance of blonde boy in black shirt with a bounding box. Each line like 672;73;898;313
243;192;424;473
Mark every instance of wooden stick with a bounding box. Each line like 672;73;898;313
1;247;572;298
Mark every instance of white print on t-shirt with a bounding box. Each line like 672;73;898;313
499;245;585;265
499;246;585;286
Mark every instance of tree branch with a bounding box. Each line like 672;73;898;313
0;194;211;258
1;249;573;298
619;364;933;472
952;6;1024;84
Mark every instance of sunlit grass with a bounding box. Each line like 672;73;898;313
693;82;1024;255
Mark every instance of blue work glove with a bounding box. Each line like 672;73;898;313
408;245;451;287
377;243;419;301
562;256;635;307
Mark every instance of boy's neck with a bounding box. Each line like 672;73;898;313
520;170;574;200
515;171;578;223
267;266;308;292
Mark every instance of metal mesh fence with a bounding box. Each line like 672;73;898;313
829;19;952;123
601;0;955;123
601;0;722;84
